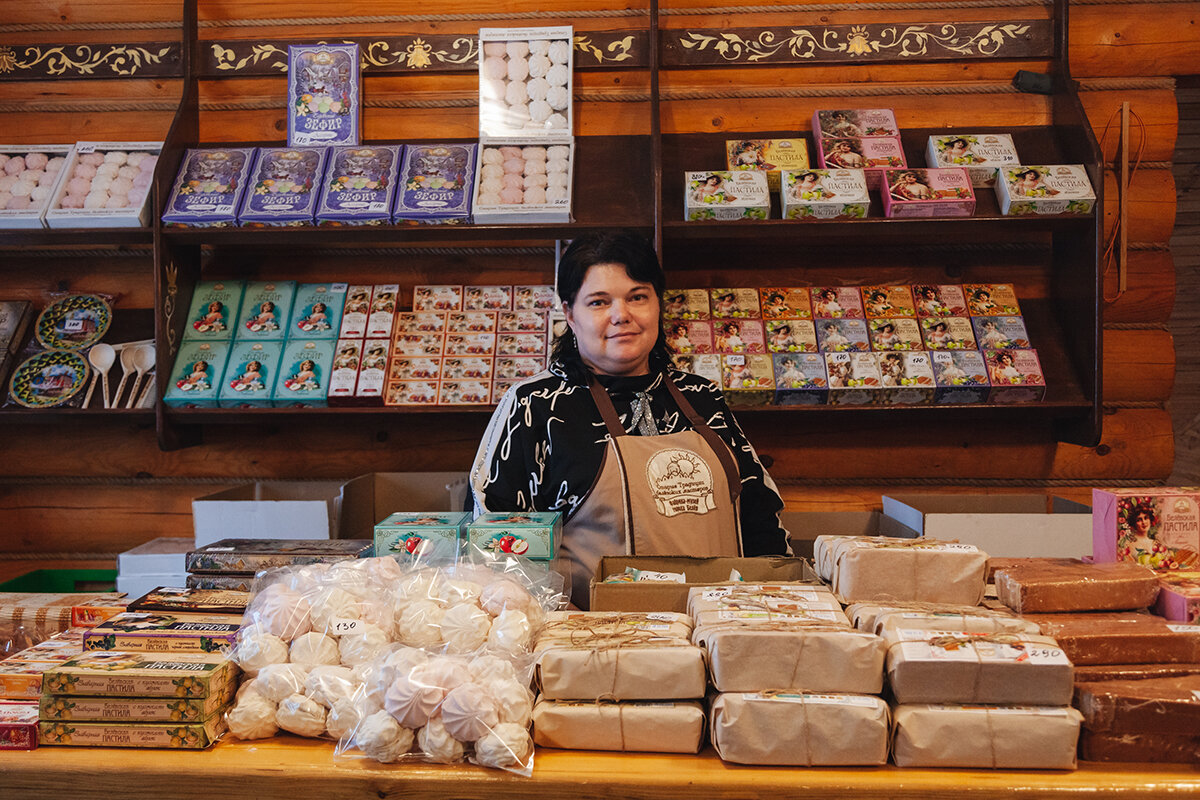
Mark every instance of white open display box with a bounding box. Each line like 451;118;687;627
881;493;1092;558
191;480;346;546
0;145;73;229
474;25;574;224
44;141;162;228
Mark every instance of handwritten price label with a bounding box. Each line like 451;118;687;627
330;618;360;635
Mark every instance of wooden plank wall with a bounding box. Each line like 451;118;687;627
0;0;1193;560
1168;75;1200;483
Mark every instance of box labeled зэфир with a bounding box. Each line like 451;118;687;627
273;339;335;406
236;281;297;342
392;143;475;224
287;44;360;148
238;147;328;227
316;145;401;226
162;148;255;228
218;341;282;408
163;342;230;409
289;283;347;340
182;280;245;342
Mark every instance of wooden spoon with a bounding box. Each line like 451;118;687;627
126;344;156;408
111;344;138;408
86;343;116;409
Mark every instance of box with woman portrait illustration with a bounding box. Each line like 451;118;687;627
817;138;906;190
708;289;761;319
726;138;810;191
387;355;441;382
772;352;828;406
272;339;335;407
712;319;765;354
441;356;494;382
926;133;1019;187
825;352;881;406
494;356;543;381
329;339;363;404
781;168;869;220
810;287;863;319
182;280;245;342
218;341;282;408
394;312;447;335
920;317;977;351
972;316;1031;349
163;341;231;409
930;350;990;404
392;333;445;358
354;340;391;402
867;318;922;352
1154;572;1200;621
684;171;769;221
912;284;968;318
816;318;869;353
339;285;372;338
463;285;512;311
882;168;976;218
672;354;722;386
963;283;1021;316
720;354;775;406
513;284;557;311
877;351;935;405
235;281;297;342
758;288;811;320
662;289;711;320
996;164;1095;216
366;284;400;337
765;319;817;353
813;108;901;139
495;332;543;356
498;309;546;333
984;348;1045;403
288;283;347;340
861;285;916;318
438;380;491;405
665;320;713;355
384;379;439;406
412;284;462;312
1092;488;1200;572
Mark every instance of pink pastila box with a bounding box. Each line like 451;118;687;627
912;284;968;318
760;288;813;320
442;356;494;381
666;320;714;354
1092;487;1200;571
862;285;916;318
355;340;390;403
663;289;712;320
367;284;400;338
498;310;547;333
713;319;766;354
984;348;1045;402
413;284;463;311
446;311;497;333
882;168;975;218
811;287;864;319
444;332;496;356
463;285;512;311
340;285;372;338
819;138;906;189
765;319;818;353
497;332;545;356
1154;573;1200;622
328;338;363;402
388;355;442;381
384;379;439;406
813;108;901;139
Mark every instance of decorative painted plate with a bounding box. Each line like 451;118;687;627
8;349;90;409
35;294;112;350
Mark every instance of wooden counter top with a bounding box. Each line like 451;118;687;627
3;735;1198;799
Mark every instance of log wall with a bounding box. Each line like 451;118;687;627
0;0;1187;557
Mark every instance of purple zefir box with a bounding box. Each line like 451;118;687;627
316;145;402;226
287;43;361;147
238;146;329;226
393;143;478;223
161;148;255;227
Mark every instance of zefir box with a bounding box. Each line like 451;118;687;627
287;44;361;147
161;148;255;228
467;512;561;559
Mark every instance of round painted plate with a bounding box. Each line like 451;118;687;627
8;349;90;409
35;293;112;350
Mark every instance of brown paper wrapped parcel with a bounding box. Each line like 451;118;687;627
884;628;1074;705
813;536;987;605
846;602;1041;637
709;692;889;766
532;699;705;753
535;612;706;700
891;705;1082;769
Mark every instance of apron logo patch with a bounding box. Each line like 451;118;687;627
645;448;716;517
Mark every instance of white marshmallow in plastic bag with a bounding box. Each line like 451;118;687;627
355;710;415;763
276;692;327;738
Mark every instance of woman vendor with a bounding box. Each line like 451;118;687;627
471;230;790;608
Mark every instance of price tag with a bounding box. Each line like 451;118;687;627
938;543;979;552
646;612;677;621
75;144;96;154
1025;646;1068;664
1168;624;1200;633
330;618;361;635
63;319;85;333
702;588;733;601
331;283;348;292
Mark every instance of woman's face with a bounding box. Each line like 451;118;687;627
706;176;720;186
564;262;659;377
1134;511;1152;534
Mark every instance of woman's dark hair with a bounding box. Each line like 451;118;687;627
551;230;670;382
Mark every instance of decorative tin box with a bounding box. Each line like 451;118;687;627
374;511;470;558
235;281;297;342
217;340;282;408
877;351;935;405
0;144;73;229
825;352;881;405
161;148;255;227
316;145;401;225
393;143;476;224
765;319;817;353
996;164;1096;216
926;133;1019;187
45;142;161;229
238;147;328;226
685;171;769;220
972;316;1031;349
985;348;1046;402
287;43;360;147
467;511;562;559
273;339;335;406
288;283;347;340
882;168;976;218
781;168;869;220
182;280;245;342
816;318;870;353
727;138;810;191
773;352;829;406
931;350;990;404
163;341;230;408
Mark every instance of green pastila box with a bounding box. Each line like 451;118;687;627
163;340;231;408
182;280;246;342
38;715;227;749
234;280;297;341
272;338;335;406
39;680;235;722
42;651;235;698
467;511;561;560
218;340;283;408
81;612;241;654
375;511;470;558
288;282;348;340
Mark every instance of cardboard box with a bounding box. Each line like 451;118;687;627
1092;487;1200;570
590;556;819;613
192;480;346;546
882;493;1092;558
118;538;194;576
338;472;471;539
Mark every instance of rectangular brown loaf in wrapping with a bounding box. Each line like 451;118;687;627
813;536;987;606
1074;675;1200;735
1079;730;1200;763
1073;663;1200;682
994;559;1160;613
1022;612;1200;665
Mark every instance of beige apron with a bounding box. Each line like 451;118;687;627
557;375;742;608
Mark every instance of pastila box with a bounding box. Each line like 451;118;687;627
964;283;1021;316
926;133;1019;187
1093;488;1200;571
921;317;977;350
816;318;869;353
883;168;975;218
759;288;811;320
985;348;1046;402
186;539;373;573
727;138;810;191
765;319;817;353
42;651;235;698
684;171;769;221
972;316;1031;349
825;352;881;405
868;318;922;351
813;108;900;139
663;289;711;320
877;351;935;405
862;285;916;318
773;352;828;406
82;612;240;654
811;287;863;319
39;716;227;749
38;685;234;722
721;353;775;406
913;284;967;317
996;164;1095;216
931;350;990;404
781;168;869;220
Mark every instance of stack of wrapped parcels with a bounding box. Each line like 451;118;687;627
531;611;707;752
992;557;1200;763
695;582;890;766
815;535;1083;769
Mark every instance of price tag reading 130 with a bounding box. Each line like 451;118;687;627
331;618;361;635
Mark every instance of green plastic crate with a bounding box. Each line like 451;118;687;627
0;569;118;593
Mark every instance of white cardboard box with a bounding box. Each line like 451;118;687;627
881;493;1092;558
115;573;190;599
117;537;194;575
191;480;346;546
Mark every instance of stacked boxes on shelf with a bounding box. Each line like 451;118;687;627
184;539;376;591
